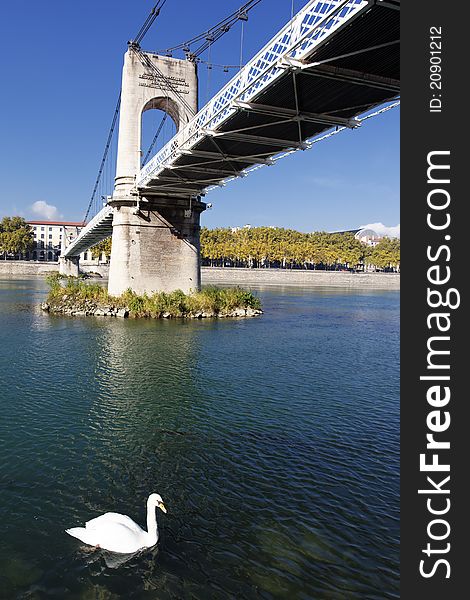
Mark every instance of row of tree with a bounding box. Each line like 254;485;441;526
0;217;34;258
0;216;400;271
200;227;400;270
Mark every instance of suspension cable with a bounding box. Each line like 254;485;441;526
132;1;168;46
152;0;262;59
239;13;246;69
142;113;168;166
196;59;239;71
83;92;121;224
206;37;213;105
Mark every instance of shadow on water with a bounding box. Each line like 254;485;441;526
0;277;399;599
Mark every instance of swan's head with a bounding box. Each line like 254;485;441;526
148;493;167;514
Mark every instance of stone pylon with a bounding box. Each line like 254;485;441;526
108;48;205;296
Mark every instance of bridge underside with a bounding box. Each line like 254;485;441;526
62;206;114;259
138;1;399;198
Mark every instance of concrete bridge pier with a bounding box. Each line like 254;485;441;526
59;256;80;277
107;197;206;297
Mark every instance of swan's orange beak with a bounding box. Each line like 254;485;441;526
158;502;167;514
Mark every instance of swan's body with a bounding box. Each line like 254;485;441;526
66;493;166;554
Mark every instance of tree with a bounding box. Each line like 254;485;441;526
365;237;400;271
0;217;34;258
199;226;399;271
91;237;112;260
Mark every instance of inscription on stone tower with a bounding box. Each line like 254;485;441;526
138;73;190;94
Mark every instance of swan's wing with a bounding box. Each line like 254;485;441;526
67;520;149;553
66;527;100;547
85;512;144;535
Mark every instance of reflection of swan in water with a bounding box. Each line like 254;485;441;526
102;548;156;569
66;493;167;554
79;543;161;569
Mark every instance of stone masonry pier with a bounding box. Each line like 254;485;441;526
107;197;206;296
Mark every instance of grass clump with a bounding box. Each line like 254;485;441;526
47;274;108;306
45;272;63;292
118;287;261;317
45;278;261;318
189;286;262;313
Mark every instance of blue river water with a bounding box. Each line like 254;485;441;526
0;277;399;599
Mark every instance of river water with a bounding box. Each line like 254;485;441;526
0;277;399;599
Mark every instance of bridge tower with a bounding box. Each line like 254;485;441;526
108;47;205;296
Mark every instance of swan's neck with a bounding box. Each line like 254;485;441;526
146;502;158;545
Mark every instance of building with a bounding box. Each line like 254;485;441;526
352;228;382;246
332;228;382;247
26;220;84;261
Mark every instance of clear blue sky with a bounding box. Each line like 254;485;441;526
0;0;399;234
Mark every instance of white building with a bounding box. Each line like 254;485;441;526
26;220;94;262
353;228;382;247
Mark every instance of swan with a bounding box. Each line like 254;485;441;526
65;493;167;554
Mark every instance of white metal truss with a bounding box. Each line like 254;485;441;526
203;99;400;193
63;205;113;258
138;0;370;187
232;101;360;127
298;64;400;92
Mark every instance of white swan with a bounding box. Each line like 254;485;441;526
65;493;167;554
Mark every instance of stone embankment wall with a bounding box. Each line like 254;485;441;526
0;261;58;276
201;267;400;289
0;261;109;278
1;262;399;290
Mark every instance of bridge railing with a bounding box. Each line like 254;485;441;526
138;0;368;187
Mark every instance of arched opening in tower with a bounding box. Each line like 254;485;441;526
141;102;178;168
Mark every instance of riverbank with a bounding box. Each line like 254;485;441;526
1;262;399;289
202;267;400;289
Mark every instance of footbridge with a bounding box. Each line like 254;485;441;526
62;0;400;294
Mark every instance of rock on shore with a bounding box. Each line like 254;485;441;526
40;300;262;319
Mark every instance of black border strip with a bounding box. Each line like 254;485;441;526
401;1;467;597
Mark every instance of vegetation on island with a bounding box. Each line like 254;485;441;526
0;217;34;258
200;227;400;271
43;273;262;318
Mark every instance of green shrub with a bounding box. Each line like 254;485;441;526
45;272;63;291
44;278;261;317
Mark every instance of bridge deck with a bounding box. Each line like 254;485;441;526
138;0;399;197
